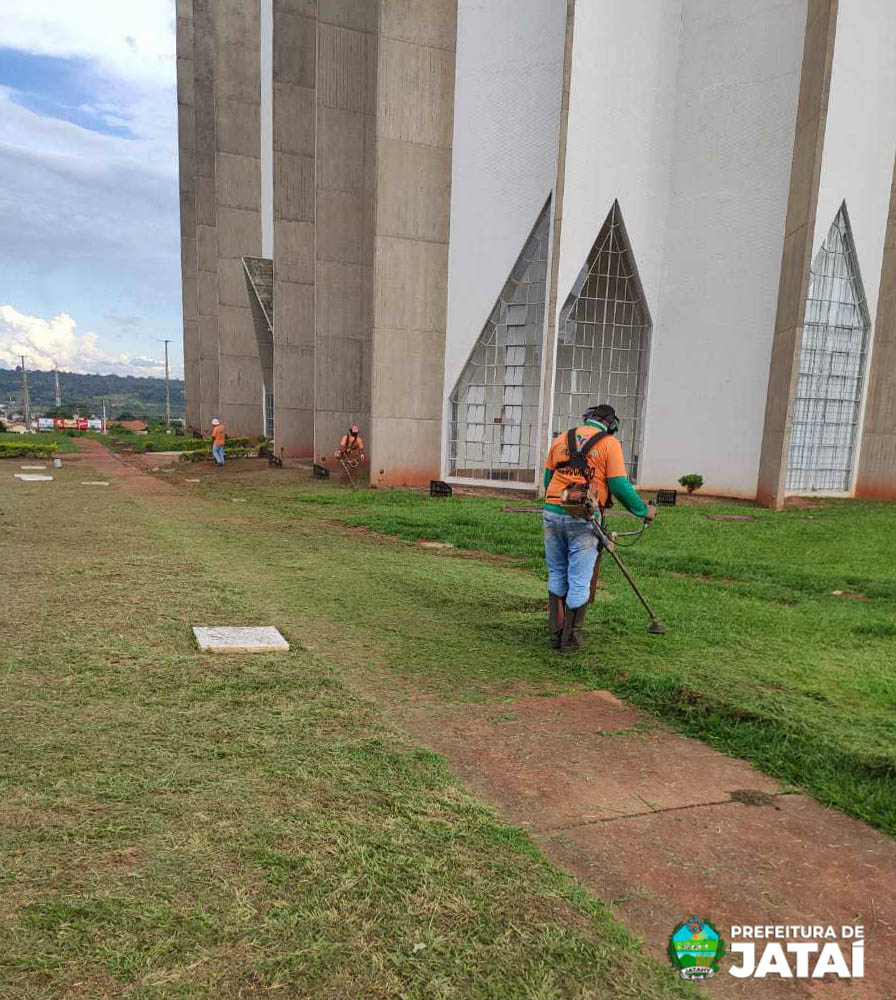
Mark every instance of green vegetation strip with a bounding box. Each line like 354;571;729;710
0;431;76;456
228;481;896;837
0;469;692;998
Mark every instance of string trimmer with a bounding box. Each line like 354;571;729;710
589;503;666;634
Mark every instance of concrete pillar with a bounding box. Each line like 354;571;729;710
369;0;458;486
272;0;317;458
537;0;576;494
856;158;896;499
192;0;220;429
312;1;378;462
176;0;201;431
756;0;838;507
212;0;265;438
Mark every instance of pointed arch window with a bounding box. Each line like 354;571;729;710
552;201;651;481
448;200;550;483
786;204;871;493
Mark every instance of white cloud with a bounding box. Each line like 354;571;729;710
0;1;176;90
0;2;182;368
0;305;177;378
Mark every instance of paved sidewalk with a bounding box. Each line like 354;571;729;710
384;687;896;999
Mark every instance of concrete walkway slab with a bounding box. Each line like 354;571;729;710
81;481;110;486
20;465;47;470
192;626;289;653
419;690;780;831
549;793;896;998
386;688;895;997
14;474;53;482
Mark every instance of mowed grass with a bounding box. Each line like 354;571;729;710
0;468;693;998
192;474;896;836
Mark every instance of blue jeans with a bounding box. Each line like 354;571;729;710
543;510;601;609
212;443;225;465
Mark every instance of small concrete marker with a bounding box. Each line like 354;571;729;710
81;481;110;487
14;474;53;482
52;458;62;468
186;478;201;483
192;626;289;653
20;465;47;470
232;498;246;502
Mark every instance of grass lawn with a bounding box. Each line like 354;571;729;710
190;475;896;837
0;431;78;454
0;465;694;998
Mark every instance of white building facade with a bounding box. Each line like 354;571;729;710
443;0;896;504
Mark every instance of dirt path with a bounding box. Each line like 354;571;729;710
83;446;896;998
67;436;177;496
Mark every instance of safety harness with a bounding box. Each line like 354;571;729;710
553;428;608;517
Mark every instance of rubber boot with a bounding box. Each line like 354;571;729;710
560;603;588;653
548;593;566;650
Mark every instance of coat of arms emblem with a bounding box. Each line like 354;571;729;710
668;915;726;980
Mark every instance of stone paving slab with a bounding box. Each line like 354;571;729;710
20;465;47;470
381;687;895;997
81;481;110;486
419;690;781;831
14;474;53;482
192;626;289;653
547;794;896;998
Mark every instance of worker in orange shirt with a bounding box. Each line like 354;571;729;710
335;425;365;465
211;417;226;466
543;403;655;652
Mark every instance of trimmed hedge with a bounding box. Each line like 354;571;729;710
0;441;59;459
180;445;255;463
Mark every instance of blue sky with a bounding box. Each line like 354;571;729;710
0;2;182;378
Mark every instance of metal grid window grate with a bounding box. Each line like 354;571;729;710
448;200;551;483
552;201;650;481
264;389;274;440
786;204;870;494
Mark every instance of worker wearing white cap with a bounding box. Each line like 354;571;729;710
211;418;226;466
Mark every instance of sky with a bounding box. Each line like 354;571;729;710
0;1;182;379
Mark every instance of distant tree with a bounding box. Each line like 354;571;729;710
0;419;6;433
44;406;74;419
115;411;136;421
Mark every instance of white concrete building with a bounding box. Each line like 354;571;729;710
443;0;896;504
178;0;896;503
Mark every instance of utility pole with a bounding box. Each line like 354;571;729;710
163;339;171;430
54;367;61;408
102;398;107;432
21;356;30;430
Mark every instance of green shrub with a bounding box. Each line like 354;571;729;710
0;441;59;459
180;444;255;463
678;473;704;491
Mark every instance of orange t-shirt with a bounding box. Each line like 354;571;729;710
545;425;627;508
338;433;364;454
211;424;226;446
